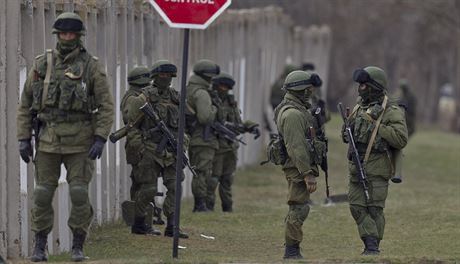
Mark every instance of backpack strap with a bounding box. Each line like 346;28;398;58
41;49;53;110
364;95;388;164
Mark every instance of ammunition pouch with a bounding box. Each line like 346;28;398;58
308;138;327;166
263;133;287;165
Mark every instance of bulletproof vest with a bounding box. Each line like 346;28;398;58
349;102;389;155
31;48;94;123
274;96;326;166
140;86;180;144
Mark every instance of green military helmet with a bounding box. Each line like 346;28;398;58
52;12;85;35
283;70;322;91
283;64;299;76
193;59;220;78
127;66;151;86
212;72;235;89
150;60;177;78
353;66;387;91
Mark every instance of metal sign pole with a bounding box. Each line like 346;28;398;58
173;28;190;259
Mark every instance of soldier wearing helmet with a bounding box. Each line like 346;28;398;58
119;61;189;239
342;66;408;255
17;12;114;262
274;70;324;259
186;59;221;212
206;73;260;212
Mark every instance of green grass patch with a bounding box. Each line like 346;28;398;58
48;114;460;263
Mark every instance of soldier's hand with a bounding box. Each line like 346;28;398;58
341;123;349;143
19;140;33;163
252;127;261;140
305;175;317;193
88;136;106;160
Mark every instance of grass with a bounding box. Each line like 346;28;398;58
44;114;459;263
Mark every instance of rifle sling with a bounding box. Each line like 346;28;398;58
364;95;388;164
41;49;53;110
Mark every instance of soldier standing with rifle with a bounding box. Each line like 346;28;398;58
206;73;260;212
17;13;114;262
340;66;408;255
116;61;189;238
117;66;162;236
186;59;221;212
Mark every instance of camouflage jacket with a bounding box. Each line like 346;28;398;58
17;46;114;153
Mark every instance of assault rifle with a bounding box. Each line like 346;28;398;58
224;121;261;140
139;102;198;178
338;102;370;203
30;109;41;154
210;121;246;145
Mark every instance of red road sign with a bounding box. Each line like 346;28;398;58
148;0;231;29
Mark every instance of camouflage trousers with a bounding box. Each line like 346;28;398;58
207;149;237;211
130;149;184;218
348;176;389;240
283;167;310;246
32;151;94;235
189;146;216;199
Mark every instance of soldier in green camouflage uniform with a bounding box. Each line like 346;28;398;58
120;66;162;236
274;71;324;259
186;59;220;212
342;66;408;255
398;79;417;137
17;13;114;262
121;61;188;238
206;73;260;212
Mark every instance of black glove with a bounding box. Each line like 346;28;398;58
19;139;33;163
88;136;106;160
251;127;261;140
341;123;349;143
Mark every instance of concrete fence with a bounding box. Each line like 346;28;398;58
0;0;331;259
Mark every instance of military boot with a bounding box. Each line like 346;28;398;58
206;200;215;211
71;231;86;262
283;243;303;259
164;216;189;239
30;231;48;262
361;236;380;255
193;197;209;212
222;204;233;212
131;216;159;235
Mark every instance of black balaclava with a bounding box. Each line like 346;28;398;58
358;84;384;105
154;76;172;89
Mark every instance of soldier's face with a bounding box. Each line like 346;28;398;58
358;83;368;92
158;73;173;78
217;85;230;93
58;32;78;41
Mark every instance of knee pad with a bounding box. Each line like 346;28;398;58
34;185;55;207
69;184;89;206
350;205;368;224
368;206;383;219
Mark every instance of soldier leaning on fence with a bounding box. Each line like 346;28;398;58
206;73;260;212
16;13;114;262
186;59;221;212
120;62;189;238
342;66;408;255
273;71;324;259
